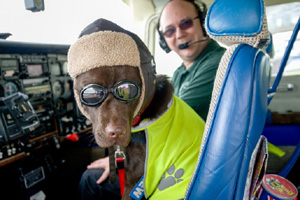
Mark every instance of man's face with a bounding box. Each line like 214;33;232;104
160;0;207;64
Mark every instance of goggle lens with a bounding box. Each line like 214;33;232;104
82;86;105;105
115;83;139;100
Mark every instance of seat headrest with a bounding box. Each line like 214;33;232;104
206;0;270;48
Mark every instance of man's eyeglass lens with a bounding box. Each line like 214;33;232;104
163;17;197;38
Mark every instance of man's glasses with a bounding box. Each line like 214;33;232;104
162;16;199;38
79;80;141;107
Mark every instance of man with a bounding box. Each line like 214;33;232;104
157;0;225;120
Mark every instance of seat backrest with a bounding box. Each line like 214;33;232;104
185;0;271;199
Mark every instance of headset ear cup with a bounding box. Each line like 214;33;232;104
158;30;171;53
199;12;207;36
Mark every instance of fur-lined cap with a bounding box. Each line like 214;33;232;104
68;31;140;79
67;18;156;121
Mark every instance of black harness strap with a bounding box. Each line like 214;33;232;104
108;146;116;184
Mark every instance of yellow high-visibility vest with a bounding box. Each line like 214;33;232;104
132;95;205;199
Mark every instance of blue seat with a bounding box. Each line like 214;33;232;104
185;0;271;199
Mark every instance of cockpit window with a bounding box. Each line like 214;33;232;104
0;0;133;44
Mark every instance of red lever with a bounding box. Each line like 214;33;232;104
66;134;79;142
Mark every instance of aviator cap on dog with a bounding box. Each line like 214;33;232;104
67;18;157;121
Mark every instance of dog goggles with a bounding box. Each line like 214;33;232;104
163;16;199;38
79;80;141;107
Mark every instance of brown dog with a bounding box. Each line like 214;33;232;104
75;66;173;198
68;18;204;200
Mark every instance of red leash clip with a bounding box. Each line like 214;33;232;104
115;146;126;197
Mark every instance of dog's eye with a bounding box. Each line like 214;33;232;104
82;87;105;104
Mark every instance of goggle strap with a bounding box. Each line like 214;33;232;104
131;93;155;126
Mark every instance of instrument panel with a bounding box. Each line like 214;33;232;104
0;37;92;200
0;40;90;161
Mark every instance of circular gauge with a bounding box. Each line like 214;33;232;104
4;81;19;96
62;61;68;75
52;80;64;97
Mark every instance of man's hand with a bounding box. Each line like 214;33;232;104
87;156;109;184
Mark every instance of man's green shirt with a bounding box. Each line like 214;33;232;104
172;40;225;120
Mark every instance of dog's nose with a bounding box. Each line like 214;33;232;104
105;125;125;139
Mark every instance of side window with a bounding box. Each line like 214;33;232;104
266;2;300;77
154;32;182;78
266;2;300;114
146;15;182;78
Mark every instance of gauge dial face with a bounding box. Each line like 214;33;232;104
4;81;19;96
52;80;64;97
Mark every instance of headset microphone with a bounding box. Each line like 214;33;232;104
178;37;209;50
